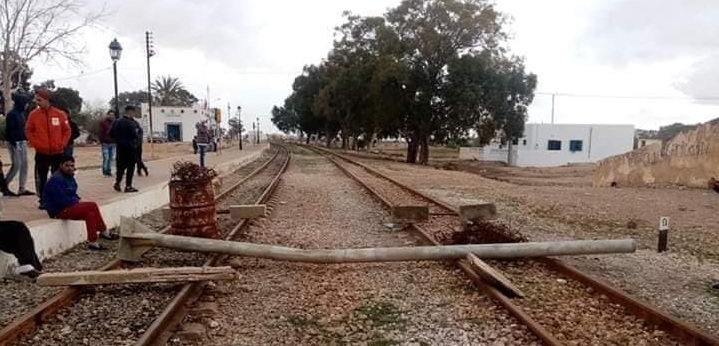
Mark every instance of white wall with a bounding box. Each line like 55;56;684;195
460;123;635;167
140;104;209;142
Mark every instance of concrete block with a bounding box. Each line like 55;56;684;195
459;203;497;223
230;205;266;220
391;206;429;223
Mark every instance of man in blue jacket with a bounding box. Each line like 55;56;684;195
4;90;35;196
41;156;118;250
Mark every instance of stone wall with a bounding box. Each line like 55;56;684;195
594;121;719;187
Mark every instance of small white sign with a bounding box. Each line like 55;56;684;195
659;217;670;231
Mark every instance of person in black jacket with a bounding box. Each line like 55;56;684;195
109;105;140;193
4;90;35;196
58;107;81;157
134;116;148;176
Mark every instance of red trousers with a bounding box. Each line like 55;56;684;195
57;202;107;242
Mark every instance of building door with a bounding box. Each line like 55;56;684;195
166;123;182;142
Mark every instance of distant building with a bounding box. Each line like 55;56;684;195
460;123;635;167
139;104;211;142
636;137;662;149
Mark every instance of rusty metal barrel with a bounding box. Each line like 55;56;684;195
168;161;219;238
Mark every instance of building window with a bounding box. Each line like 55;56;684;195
569;140;583;152
547;140;562;151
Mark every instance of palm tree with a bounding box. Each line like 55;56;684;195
151;75;198;106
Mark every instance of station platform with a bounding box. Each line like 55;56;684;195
0;144;267;276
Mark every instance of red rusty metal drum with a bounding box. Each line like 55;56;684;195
169;180;218;238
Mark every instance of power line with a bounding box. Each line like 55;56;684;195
46;67;112;82
536;91;719;101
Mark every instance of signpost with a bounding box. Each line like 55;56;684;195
658;217;669;252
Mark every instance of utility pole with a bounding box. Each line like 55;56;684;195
145;31;156;158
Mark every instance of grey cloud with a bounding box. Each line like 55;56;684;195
580;0;719;101
581;0;719;64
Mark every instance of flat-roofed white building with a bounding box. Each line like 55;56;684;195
459;123;635;167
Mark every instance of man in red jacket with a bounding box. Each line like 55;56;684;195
24;89;71;207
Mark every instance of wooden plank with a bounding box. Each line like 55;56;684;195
466;254;525;298
229;204;267;220
36;266;238;286
391;205;429;222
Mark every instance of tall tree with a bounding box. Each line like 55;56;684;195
0;59;32;113
386;0;507;163
109;89;151;111
0;0;104;114
151;75;198;106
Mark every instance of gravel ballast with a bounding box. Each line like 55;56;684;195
183;149;538;345
348;154;719;337
325;151;684;344
4;149;287;345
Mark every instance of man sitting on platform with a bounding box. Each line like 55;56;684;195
41;156;118;250
0;198;43;279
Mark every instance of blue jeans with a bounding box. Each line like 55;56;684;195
102;143;115;175
6;141;29;192
198;144;207;167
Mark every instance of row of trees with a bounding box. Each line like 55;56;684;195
271;0;537;164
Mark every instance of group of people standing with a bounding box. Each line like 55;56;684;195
98;105;147;193
0;89;146;280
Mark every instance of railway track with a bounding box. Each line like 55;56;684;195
0;144;289;346
306;144;719;346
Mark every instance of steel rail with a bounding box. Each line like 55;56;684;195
0;146;282;346
136;144;291;346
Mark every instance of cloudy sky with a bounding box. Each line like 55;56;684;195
29;0;719;133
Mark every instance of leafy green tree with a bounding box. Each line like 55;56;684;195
110;89;150;110
385;0;508;164
51;87;83;114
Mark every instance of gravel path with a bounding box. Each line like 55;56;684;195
7;148;286;346
181;148;538;345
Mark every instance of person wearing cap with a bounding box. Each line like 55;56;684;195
0;197;43;279
5;89;35;197
109;105;140;193
24;89;71;206
41;156;117;251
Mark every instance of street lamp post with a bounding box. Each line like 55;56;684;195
108;38;123;119
237;106;242;150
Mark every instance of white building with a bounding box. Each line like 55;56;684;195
139;104;211;142
459;123;635;167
